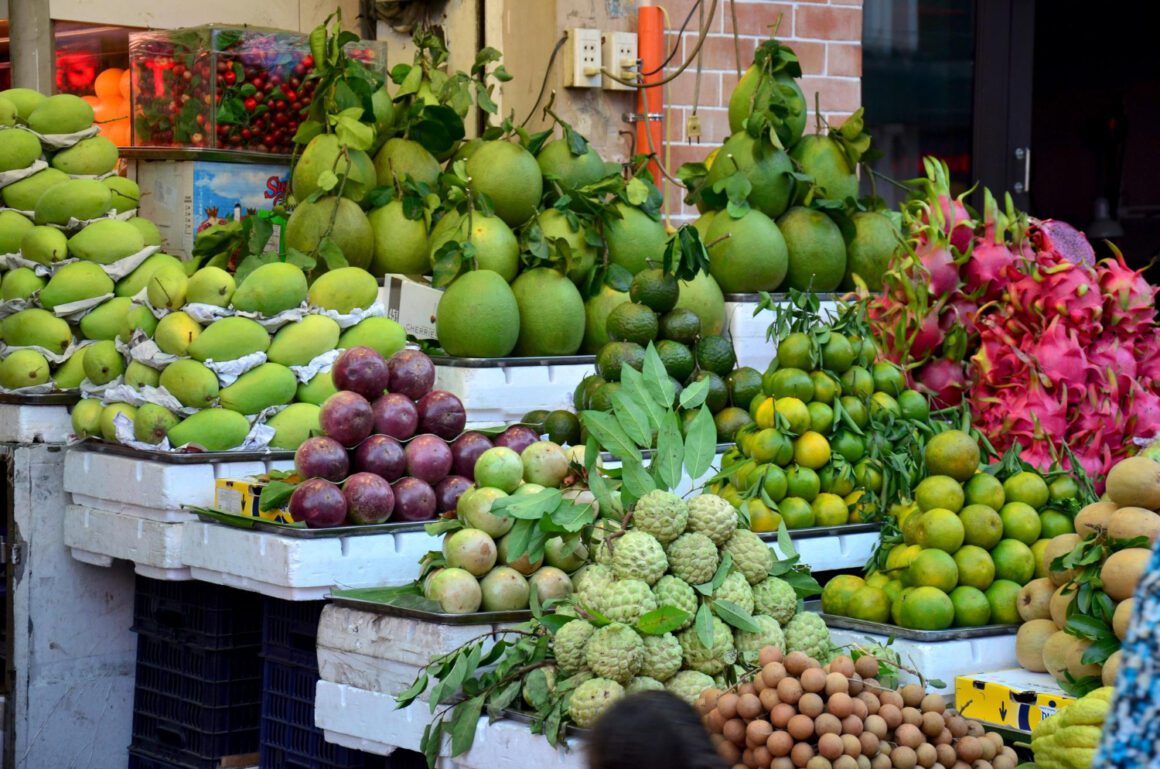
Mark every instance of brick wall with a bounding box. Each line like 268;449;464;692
659;0;863;219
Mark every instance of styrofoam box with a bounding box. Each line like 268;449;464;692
827;627;1018;696
0;403;74;443
434;362;593;427
785;528;880;572
64;504;191;580
724;298;841;373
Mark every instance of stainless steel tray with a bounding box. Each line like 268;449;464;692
0;391;80;405
805;600;1018;641
75;439;293;463
723;292;842;302
429;355;596;368
758;522;881;540
191;507;432;536
328;587;533;624
120;147;292;163
500;706;587;737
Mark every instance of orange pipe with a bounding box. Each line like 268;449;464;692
636;4;664;186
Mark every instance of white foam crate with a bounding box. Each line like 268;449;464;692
434;361;593;426
64;504;191;580
453;717;583;769
788;528;880;572
316;682;437;758
0;402;74;443
724;298;841;373
827;627;1018;696
180;524;432;600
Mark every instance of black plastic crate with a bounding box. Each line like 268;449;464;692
128;745;195;769
128;743;258;769
133;698;260;759
134;576;262;649
262;597;325;669
135;634;262;710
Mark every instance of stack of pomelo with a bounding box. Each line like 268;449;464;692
1016;455;1160;688
824;433;1081;632
712;327;928;534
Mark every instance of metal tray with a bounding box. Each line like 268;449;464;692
601;443;731;462
500;706;587;737
120;147;292;163
804;600;1018;641
429;355;596;368
0;391;80;405
327;587;533;625
758;522;881;541
191;507;432;536
75;439;294;463
723;292;842;303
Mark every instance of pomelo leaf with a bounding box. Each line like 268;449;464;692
620;456;656;502
714;600;759;633
684;406;717;479
652;412;684;490
635;606;690;636
694;602;715;649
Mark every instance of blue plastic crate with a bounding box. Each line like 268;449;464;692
135;634;262;710
262;597;325;669
132;699;259;760
128;743;251;769
134;576;262;649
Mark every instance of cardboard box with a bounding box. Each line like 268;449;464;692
214;478;293;524
136;159;290;259
381;274;443;341
955;668;1074;732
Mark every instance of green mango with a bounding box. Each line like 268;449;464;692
104;177;141;213
267;315;340;366
154;312;202;356
1;168;67;211
0;96;15;126
27;93;94;134
219;363;297;414
296;370;338;405
0;88;46;119
231;262;308;315
146;265;188;310
2;309;72;353
134;403;180;444
39;261;114;309
34;178;112;225
124;360;161;388
159;359;219;408
0;349;51;389
0;128;42;173
116;253;183;297
51;347;88;388
1;267;46;300
187;317;270;362
127;217;161;247
338;317;406;359
0;210;34;253
51;136;118;176
82;339;125;385
266;403;322;450
79;297;132;340
68;219;146;264
119;304;158;342
70;398;104;437
21;225;69;265
99;402;137;442
186;266;235;307
167;408;250;451
308;267;379;313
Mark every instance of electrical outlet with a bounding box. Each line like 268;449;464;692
603;31;637;91
564;28;602;88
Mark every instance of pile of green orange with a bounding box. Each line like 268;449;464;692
573;268;760;442
710;327;929;533
823;433;1080;631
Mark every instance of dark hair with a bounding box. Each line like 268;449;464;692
586;690;727;769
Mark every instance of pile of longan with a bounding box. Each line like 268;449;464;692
695;647;1020;769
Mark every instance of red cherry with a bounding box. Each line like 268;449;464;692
269;74;282;85
273;112;288;126
217;124;229;136
283;89;296;102
251;77;264;91
302;55;314;67
224;70;237;85
217;61;229;73
264;133;276;146
196;114;206;126
241;127;252;140
244;97;257;111
291;101;303;113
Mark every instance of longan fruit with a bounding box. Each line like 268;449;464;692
951;763;971;769
855;655;880;679
815;713;842;736
841;714;864;736
802;668;829;693
921;694;946;714
791;742;815;768
1000;748;1017;762
785;652;811;676
754;746;773;768
719;740;742;764
983;733;1004;751
841;733;863;758
761;687;781;712
834;756;858;769
978;738;996;761
848;675;865;696
747;719;774;747
743;747;757;769
767;731;793;758
819;732;845;760
936;729;952;746
774;759;795;769
966;720;984;737
858;692;879;715
753;673;768;694
871;755;892;769
777;677;804;706
857;758;872;769
760;646;784;666
799;692;825;718
764;662;789;689
990;756;1014;769
896;723;924;749
707;709;727;733
864;714;888;739
698;688;722;714
972;762;994;769
831;655;856;677
862;679;881;696
771;702;796;728
788;714;816;741
740;682;757;697
859;732;880;757
935;745;957;767
955;736;982;763
828;692;855;719
946;715;968;738
878;703;903;730
738;693;763;720
915;743;937;768
878;690;903;709
851;697;870;720
806;757;833;769
826;672;851;696
901;706;923;726
725;718;748;745
719;693;741;719
921;711;945;738
891;745;917;769
900;684;925;708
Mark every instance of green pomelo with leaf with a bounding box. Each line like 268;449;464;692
778;206;847;292
436;269;520;358
511;267;585;356
706;208;787;293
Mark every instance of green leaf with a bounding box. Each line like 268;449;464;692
1065;613;1114;641
1080;635;1119;666
683;406;717;479
679;377;710;409
620;456;657;501
258;480;296;512
641;344;675;408
611;389;654;449
395;672;428;707
707;553;733;592
334;115;375;151
581;410;642;463
245;216;275;257
449;695;484;754
488;678;523;719
317;238;349;270
549;499;596;533
489;488;563;520
626;178;650;206
776;522;797;559
713;600;760;633
652;412;684;491
694;602;715;649
621;366;665;431
635;606;692;636
317;170;340;192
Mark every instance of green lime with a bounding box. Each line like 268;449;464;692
991;539;1035;584
714;407;753;442
905;549;959;592
871;361;906;396
750;428;793;465
732;459;759;491
808;401;834;434
839;396;868;428
768;368;816;401
819;464;855;496
522;409;549;429
854;459;883;492
590;381;621;411
544;410;581;445
727;367;763;408
821;334;855;373
959;504;1004;549
831;431;866;463
840;366;874;399
869;392;900;420
809;370;841;404
897;389;930;421
1039;509;1075;538
691;370;729;412
780;496;815;529
695;335;737;377
846;586;891;623
1049;475;1079;503
629;268;679;313
964;473;1006;509
1003;471;1050;509
658;307;702;345
856;336;878;367
596;341;645;381
786;465;821;501
999;501;1042;544
605;302;658;345
822;574;866;614
774;397;811;434
950;585;992;627
777;332;815;370
953;545;996;590
899;586;954;630
749;392;767;420
762;464;788;501
915;475;966;513
984;579;1022;624
656;339;695;382
573;375;605;410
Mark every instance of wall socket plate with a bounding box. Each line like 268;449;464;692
603;31;637;91
564;28;602;88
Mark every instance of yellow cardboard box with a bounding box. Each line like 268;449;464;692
214;478;294;524
955;668;1074;732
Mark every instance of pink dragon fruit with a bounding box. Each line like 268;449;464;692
917;357;967;407
1100;250;1159;336
963;241;1018;300
1030;219;1096;267
908;311;945;360
1027;318;1096;388
915;241;961;296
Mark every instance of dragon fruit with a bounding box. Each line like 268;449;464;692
1030;219;1096;267
917;358;966;407
1100;249;1159;336
963;241;1017;300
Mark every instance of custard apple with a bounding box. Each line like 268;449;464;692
554;619;596;674
585;622;644;684
522;666;558;708
666;670;716;705
592;519;623;565
640;632;683;682
652;575;698;630
784;611;832;661
632;490;688;543
678;616;736;675
733;614;785;660
626;675;666;694
601;578;658;624
666;531;719;585
715;571;755;614
574;564;615;613
722;529;773;585
568;677;624;728
686;494;738;545
610;531;668;585
752;577;797;625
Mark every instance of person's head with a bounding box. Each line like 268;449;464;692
587;690;726;769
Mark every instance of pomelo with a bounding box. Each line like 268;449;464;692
777;206;847;292
368;200;429;276
465;140;543;227
293;133;376;203
510;268;585;355
605;202;667;275
537;138;606;189
790;134;857;202
539;208;597;285
728;66;806;147
702;132;794;219
284;197;374;270
675;271;726;335
436;270;520;358
373;138;441;189
582;283;630;353
427;210;518;282
706;208;788;293
843;211;900;291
